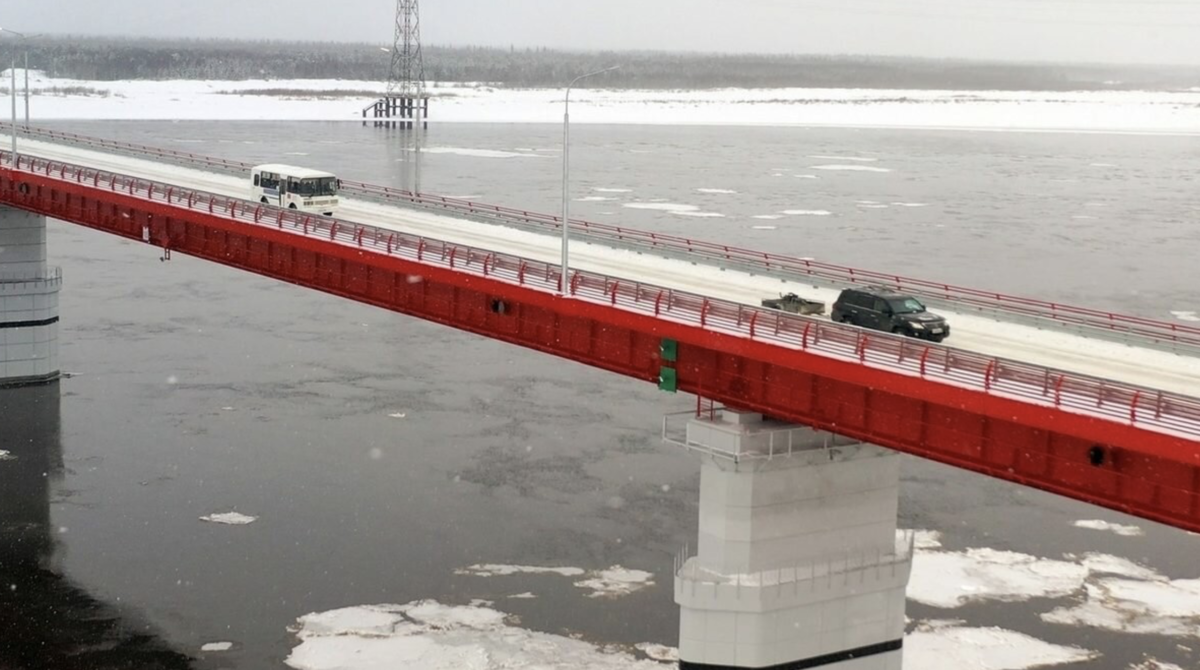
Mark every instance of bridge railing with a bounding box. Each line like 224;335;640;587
21;128;252;174
336;183;1200;357
20;125;1200;357
6;152;1200;441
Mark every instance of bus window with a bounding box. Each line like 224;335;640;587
297;177;338;197
253;174;260;186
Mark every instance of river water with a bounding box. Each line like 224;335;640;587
2;121;1199;669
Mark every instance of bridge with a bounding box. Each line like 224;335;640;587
3;127;1199;670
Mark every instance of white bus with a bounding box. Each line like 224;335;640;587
250;164;340;216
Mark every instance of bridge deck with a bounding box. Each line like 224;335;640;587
12;135;1200;400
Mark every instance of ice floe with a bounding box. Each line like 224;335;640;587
622;203;698;212
455;564;586;578
810;164;893;173
284;600;666;670
1074;519;1145;537
199;512;258;525
906;620;1098;669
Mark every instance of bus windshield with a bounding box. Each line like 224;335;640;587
291;177;338;197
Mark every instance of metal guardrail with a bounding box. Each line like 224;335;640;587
5;151;1200;441
661;409;863;463
17;125;1200;357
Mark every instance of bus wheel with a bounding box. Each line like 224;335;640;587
260;197;269;204
289;204;298;209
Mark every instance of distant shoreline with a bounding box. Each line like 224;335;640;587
9;36;1200;93
9;73;1199;134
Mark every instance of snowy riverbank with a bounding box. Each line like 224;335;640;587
4;70;1199;133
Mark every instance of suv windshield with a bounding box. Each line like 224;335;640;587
888;297;926;314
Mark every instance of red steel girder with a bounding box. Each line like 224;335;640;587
3;168;1199;533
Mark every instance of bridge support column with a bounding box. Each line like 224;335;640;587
0;205;60;386
670;410;912;670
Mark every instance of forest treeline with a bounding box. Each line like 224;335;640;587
2;36;1197;91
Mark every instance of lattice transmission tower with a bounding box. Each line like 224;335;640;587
388;0;425;99
363;0;428;129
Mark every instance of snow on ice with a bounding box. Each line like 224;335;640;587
573;566;655;599
1043;578;1200;638
634;643;679;663
1129;661;1186;670
807;155;879;162
199;511;258;525
672;211;725;218
912;530;944;550
9;70;1200;133
907;527;1200;650
415;147;545;159
454;564;586;578
909;548;1088;608
455;563;654;598
622;202;699;212
906;620;1097;669
1074;519;1145;537
780;209;833;216
810;164;894;173
282;599;1107;670
283;600;667;670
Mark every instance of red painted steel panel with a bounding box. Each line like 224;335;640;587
3;164;1200;532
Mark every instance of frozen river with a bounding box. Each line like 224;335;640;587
2;120;1199;670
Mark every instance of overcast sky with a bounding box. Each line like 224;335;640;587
7;0;1200;65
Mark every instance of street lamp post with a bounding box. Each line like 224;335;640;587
23;51;28;127
0;27;29;161
9;61;14;163
8;60;14;163
560;65;619;295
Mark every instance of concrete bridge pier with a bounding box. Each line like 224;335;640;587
0;205;60;386
668;409;912;670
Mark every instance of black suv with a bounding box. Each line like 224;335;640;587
831;287;950;342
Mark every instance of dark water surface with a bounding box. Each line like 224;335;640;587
2;121;1199;669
